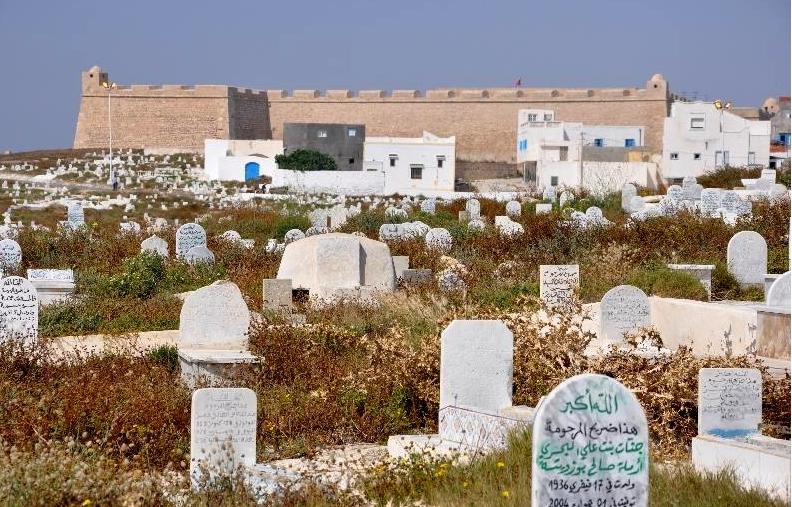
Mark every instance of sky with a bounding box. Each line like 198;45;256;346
0;0;789;152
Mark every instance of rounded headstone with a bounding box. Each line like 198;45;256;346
425;228;453;252
767;271;791;309
505;200;522;217
0;238;22;270
141;235;169;257
176;223;207;258
185;246;215;265
284;229;305;244
420;198;436;215
532;374;649;507
600;285;650;343
467;219;486;231
727;231;767;286
465;199;481;218
179;280;250;349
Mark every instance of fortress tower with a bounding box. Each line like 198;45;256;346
74;67;670;169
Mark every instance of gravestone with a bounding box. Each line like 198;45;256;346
176;223;207;258
0;238;22;270
700;189;721;216
766;271;790;308
559;191;573;208
465;199;481;219
378;223;404;242
621;183;637;211
67;201;85;227
420;198;436;215
682;176;697;187
219;230;242;243
585;206;604;224
179;281;250;349
600;285;651;343
698;368;761;438
425;228;453;252
727;231;767;286
720;190;739;213
539;265;580;309
185;246;215;265
543;186;557;202
535;203;552;214
191;387;257;481
532;373;649;507
667;184;683;201
0;276;38;343
141;235;169;257
440;320;512;413
505;200;522;217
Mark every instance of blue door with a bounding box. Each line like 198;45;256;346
244;162;260;180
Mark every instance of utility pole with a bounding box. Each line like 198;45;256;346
102;80;117;189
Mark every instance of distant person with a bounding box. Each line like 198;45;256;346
112;176;118;192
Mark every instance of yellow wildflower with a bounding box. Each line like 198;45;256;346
496;461;506;468
501;490;510;498
81;501;93;507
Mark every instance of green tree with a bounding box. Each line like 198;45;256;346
275;149;337;171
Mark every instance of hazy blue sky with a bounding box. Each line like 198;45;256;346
1;0;789;151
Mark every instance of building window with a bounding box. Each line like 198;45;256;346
693;153;701;160
624;138;635;147
518;139;528;151
317;129;327;138
543;113;553;121
436;156;445;168
748;152;756;165
715;151;730;166
527;113;537;122
559;147;568;161
550;176;559;186
594;138;604;147
670;152;679;160
690;115;705;130
389;154;397;167
348;128;357;137
348;158;355;165
410;165;423;180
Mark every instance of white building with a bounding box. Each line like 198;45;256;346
204;139;283;181
662;102;771;180
363;131;455;194
517;110;654;193
202;132;455;195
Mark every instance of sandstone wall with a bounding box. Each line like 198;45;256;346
74;67;670;163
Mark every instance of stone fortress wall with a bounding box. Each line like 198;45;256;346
74;66;670;163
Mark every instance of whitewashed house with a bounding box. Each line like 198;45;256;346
202;132;455;195
662;102;771;181
204;139;283;181
363;131;455;194
516;109;655;193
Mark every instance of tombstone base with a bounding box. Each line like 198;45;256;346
388;405;535;459
30;281;75;305
179;349;259;388
692;434;790;500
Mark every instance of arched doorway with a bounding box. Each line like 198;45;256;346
244;162;260;181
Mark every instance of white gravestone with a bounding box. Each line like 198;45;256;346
27;269;74;283
621;184;637;211
185;246;215;265
505;200;522;217
600;285;651;344
67;201;85;227
420;198;436;215
532;373;649;507
720;190;739;213
766;271;790;308
425;228;453;252
176;223;207;258
0;239;22;270
667;185;683;201
179;281;250;349
378;223;404;242
141;235;169;257
0;276;38;343
698;368;761;438
727;231;767;286
440;320;513;414
543;186;557;202
465;199;481;219
699;189;721;216
540;265;580;309
191;387;257;480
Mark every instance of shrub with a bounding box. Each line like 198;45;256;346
697;165;761;189
108;251;167;299
275;149;337;171
626;264;708;301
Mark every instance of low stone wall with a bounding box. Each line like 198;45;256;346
455;160;523;181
